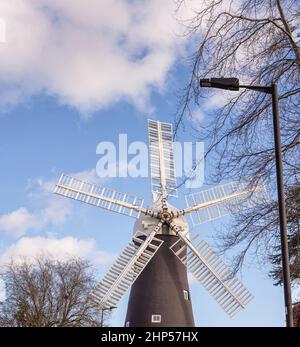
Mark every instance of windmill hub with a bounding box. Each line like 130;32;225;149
160;211;172;222
133;198;189;237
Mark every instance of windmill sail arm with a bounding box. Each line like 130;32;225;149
54;173;146;219
154;121;167;197
148;119;178;198
177;230;245;308
182;188;255;215
55;182;147;214
182;182;266;226
169;221;253;317
89;222;164;308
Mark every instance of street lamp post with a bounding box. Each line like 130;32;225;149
100;306;117;327
199;78;293;327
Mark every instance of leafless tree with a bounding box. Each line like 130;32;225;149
0;256;109;327
293;302;300;327
175;0;299;282
270;185;300;284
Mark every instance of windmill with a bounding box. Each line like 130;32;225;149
54;119;266;327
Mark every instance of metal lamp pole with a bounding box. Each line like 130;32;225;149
100;306;117;327
199;78;293;327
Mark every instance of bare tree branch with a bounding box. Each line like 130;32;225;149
175;0;300;285
0;256;109;327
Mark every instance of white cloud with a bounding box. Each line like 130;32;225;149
0;168;107;237
70;168;108;185
0;236;116;266
0;0;192;115
0;200;72;237
27;168;106;196
204;90;233;109
191;90;234;124
0;207;40;237
191;108;205;123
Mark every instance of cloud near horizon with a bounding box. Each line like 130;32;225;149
0;0;193;116
0;200;72;237
0;235;116;266
0;168;118;268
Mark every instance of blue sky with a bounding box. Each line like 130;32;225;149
0;0;288;326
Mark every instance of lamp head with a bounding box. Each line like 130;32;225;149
200;77;239;91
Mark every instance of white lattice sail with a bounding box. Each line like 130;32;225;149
170;233;254;317
184;181;266;226
54;174;144;218
148;119;177;198
90;224;163;308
